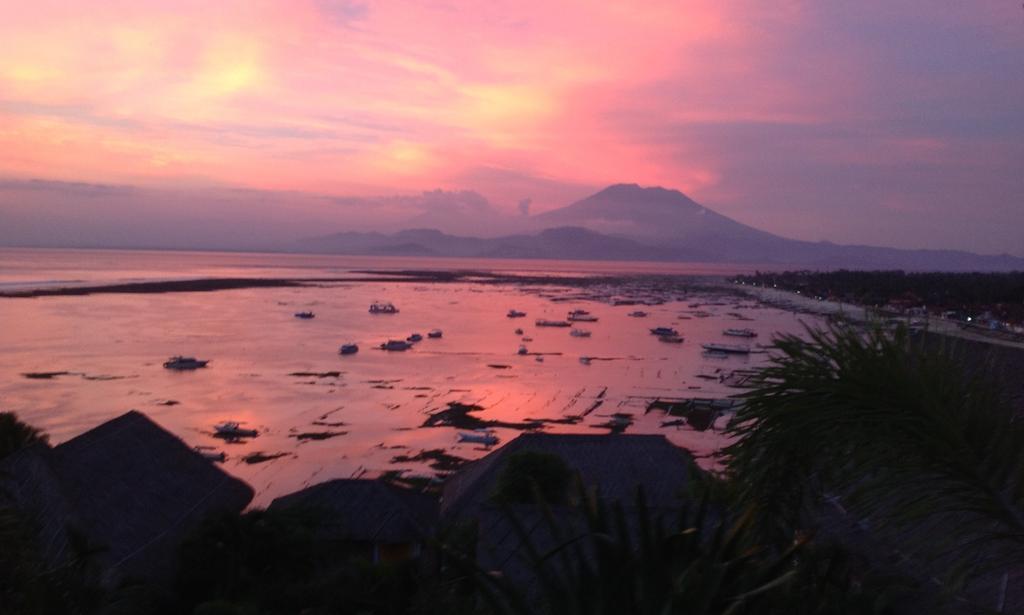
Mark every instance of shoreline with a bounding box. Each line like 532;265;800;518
736;284;1024;350
0;270;733;298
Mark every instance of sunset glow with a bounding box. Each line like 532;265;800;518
1;1;1022;253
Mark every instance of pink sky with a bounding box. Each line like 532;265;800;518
1;1;1022;254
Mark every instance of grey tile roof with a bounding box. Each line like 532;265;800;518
269;479;438;544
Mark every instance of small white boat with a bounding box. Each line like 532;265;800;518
407;333;423;342
458;430;499;445
649;327;680;337
427;329;443;339
339;343;359;355
507;309;527;318
701;343;751;355
163;356;209;370
381;339;413;351
628;310;649;318
723;328;757;338
517;345;529;355
536;319;571;327
213;422;259;438
369;302;399;314
570;329;592;338
294;311;315;319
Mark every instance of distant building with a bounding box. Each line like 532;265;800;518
269;479;438;563
0;411;253;587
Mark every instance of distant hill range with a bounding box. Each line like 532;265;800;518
302;184;1023;271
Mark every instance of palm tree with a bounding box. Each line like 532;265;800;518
724;323;1024;602
0;412;48;460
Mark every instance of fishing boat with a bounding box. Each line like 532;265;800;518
213;422;259;438
428;329;443;339
701;343;751;355
339;343;359;355
723;328;757;338
457;430;499;446
536;319;571;327
369;302;399;314
507;309;527;318
163;356;209;370
294;311;315;319
649;327;679;337
380;339;413;351
570;329;592;338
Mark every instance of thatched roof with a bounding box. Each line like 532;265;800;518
269;479;438;544
0;410;253;587
441;433;696;520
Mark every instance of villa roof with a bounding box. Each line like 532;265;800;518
441;433;696;520
269;479;438;544
0;410;253;586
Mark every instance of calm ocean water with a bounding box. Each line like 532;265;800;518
0;248;812;505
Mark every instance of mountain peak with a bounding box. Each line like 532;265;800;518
594;183;696;204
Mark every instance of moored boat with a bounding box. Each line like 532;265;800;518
457;430;499;446
294;311;315;319
339;343;359;355
428;329;443;339
628;310;649;318
567;309;598;322
163;356;209;370
213;421;259;438
369;302;399;314
723;328;757;338
701;343;751;355
507;309;527;318
659;334;684;344
649;327;679;337
407;333;423;342
536;319;571;327
380;339;413;351
570;328;592;338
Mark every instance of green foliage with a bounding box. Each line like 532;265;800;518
174;507;459;615
0;411;48;460
461;486;896;615
725;323;1024;585
491;451;573;506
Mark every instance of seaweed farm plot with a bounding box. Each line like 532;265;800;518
0;274;817;505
